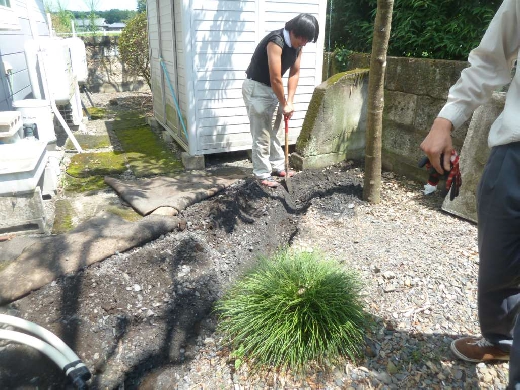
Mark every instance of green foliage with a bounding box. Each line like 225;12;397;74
334;47;354;71
70;10;137;24
328;0;501;60
44;0;74;34
137;0;146;13
104;9;135;24
216;249;367;372
118;13;150;88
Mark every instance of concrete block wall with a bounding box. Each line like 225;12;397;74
81;36;148;93
344;53;471;182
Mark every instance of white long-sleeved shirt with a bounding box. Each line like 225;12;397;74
438;0;520;148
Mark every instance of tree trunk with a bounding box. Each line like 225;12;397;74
363;0;394;204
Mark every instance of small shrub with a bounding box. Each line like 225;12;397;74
119;13;150;87
216;249;367;372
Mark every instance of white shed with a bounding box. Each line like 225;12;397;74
146;0;327;158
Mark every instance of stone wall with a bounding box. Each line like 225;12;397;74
81;36;148;93
345;53;472;182
301;52;508;221
292;70;369;170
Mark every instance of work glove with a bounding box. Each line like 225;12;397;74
418;150;462;201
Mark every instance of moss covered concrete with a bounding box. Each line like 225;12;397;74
105;205;142;222
63;174;115;194
65;134;111;150
52;199;75;234
66;151;127;179
64;151;126;193
294;69;369;170
295;88;325;153
87;107;107;120
63;110;183;194
113;123;184;177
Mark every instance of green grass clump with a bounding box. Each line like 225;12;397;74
216;249;367;372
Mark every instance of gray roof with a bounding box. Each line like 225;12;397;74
75;18;107;27
74;19;126;28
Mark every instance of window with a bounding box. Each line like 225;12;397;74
0;0;20;30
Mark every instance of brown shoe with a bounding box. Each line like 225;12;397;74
450;337;510;363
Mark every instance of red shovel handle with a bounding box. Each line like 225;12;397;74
284;115;289;134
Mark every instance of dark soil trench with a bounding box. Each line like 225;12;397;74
0;160;365;389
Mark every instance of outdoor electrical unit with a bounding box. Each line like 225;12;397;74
146;0;327;159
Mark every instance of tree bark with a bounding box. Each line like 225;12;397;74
363;0;394;204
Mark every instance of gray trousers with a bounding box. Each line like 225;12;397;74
477;142;520;387
242;79;285;179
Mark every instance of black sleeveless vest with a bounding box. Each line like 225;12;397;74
245;29;300;87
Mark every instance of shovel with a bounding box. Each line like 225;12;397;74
281;115;293;193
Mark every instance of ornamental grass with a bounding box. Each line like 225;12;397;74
215;249;367;372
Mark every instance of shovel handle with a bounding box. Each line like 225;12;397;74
284;116;289;172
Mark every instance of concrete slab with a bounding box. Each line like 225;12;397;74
0;236;39;264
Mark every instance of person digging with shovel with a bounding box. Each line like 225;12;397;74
242;13;319;188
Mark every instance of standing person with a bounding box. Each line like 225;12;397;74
242;13;319;187
420;0;520;387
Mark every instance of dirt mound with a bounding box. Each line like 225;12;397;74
0;161;364;389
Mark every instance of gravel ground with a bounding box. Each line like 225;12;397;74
0;91;509;389
153;167;508;390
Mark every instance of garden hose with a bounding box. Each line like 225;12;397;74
0;314;91;389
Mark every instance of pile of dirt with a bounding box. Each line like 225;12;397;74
0;160;366;389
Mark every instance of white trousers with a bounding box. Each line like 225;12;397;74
242;78;285;179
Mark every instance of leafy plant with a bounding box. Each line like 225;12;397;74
328;0;501;60
216;249;367;372
334;47;354;71
118;13;150;88
137;0;147;13
44;0;74;34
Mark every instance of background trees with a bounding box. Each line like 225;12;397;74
44;0;74;34
118;13;150;88
70;9;137;24
327;0;501;60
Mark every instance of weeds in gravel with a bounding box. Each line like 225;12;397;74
216;249;367;372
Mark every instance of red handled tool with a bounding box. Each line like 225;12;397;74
282;115;292;193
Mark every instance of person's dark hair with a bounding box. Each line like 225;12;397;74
285;13;319;43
